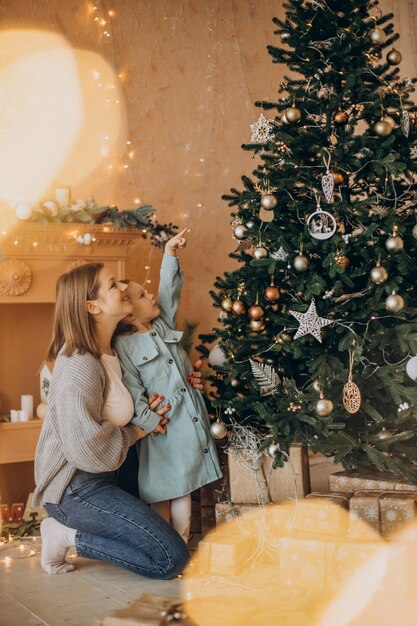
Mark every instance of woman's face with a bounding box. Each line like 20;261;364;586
124;281;160;324
92;267;134;320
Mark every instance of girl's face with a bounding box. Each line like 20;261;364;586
92;267;133;320
124;281;160;325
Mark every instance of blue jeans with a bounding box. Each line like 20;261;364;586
44;467;189;579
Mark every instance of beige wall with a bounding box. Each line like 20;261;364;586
2;0;417;354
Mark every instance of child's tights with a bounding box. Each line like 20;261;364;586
151;494;191;543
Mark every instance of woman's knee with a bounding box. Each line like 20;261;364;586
158;538;189;579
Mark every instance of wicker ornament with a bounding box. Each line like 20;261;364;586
0;259;32;296
343;351;361;414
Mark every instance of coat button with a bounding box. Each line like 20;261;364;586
203;448;208;453
151;331;156;337
168;358;173;364
143;356;148;361
181;387;186;393
193;417;198;422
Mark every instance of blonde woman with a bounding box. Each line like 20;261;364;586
33;262;189;577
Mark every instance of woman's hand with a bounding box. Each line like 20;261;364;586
187;359;204;391
148;393;171;436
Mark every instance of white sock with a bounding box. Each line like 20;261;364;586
40;517;77;574
171;494;191;543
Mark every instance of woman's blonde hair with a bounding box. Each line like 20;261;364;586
48;263;104;360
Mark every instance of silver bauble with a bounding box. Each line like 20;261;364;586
412;224;417;240
267;443;280;457
311;380;322;393
374;120;392;137
246;220;255;229
385;235;404;253
280;32;291;41
315;398;334;416
370;265;388;284
386;49;402;65
293;254;309;272
369;28;386;45
385;292;404;312
233;224;246;240
208;345;227;367
406;356;417;381
253;245;269;260
261;194;277;210
210;420;228;439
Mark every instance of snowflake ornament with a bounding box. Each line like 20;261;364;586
271;246;289;262
289;298;333;343
250;112;274;144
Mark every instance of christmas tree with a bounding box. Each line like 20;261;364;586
199;0;417;483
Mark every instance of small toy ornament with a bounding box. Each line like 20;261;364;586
321;150;334;202
306;195;336;241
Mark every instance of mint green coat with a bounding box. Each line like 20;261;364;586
115;254;222;503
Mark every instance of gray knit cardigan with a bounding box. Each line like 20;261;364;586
33;351;138;507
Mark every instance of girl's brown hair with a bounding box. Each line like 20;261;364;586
47;263;104;360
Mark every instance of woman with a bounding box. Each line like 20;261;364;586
33;260;190;578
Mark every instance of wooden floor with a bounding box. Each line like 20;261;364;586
0;546;183;626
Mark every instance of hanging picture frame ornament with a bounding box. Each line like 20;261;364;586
321;150;334;203
343;350;361;414
306;194;336;240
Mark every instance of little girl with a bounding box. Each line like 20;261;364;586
114;228;222;542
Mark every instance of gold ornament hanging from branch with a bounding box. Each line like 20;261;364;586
343;350;361;414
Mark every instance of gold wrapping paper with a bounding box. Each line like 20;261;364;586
293;492;350;535
348;490;417;539
196;533;254;576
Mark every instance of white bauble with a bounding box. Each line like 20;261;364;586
406;356;417;381
36;402;48;419
43;200;58;217
208;345;227;367
210;420;228;439
15;202;32;220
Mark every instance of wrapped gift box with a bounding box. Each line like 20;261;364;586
294;493;350;536
101;593;193;626
279;534;330;589
329;470;417;494
348;490;417;539
228;445;310;504
196;533;254;576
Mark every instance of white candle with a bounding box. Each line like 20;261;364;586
19;409;29;422
21;395;33;419
55;186;71;207
10;410;19;422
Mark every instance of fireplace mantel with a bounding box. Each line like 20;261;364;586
0;222;143;303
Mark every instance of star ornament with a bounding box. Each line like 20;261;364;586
289;298;333;343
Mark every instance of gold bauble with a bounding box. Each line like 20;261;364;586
374;119;392;137
232;300;246;315
285;107;302;123
384;115;396;129
335;255;350;269
264;285;280;302
281;333;292;343
386;49;402;65
233;224;246;240
332;171;344;185
334;110;349;124
312;380;322;393
253;245;269;260
385;235;404;253
221;297;233;312
230;378;240;388
281;111;290;125
370;265;388;284
413;224;417;239
385;292;404;312
369;27;386;45
261;194;277;210
315;398;334;416
248;304;264;320
249;319;265;333
293;254;309;272
210;420;228;439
